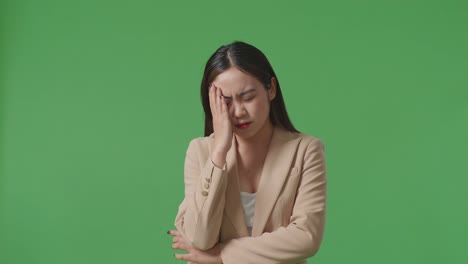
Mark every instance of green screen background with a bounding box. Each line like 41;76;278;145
1;0;467;263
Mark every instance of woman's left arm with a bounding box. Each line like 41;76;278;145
218;138;327;263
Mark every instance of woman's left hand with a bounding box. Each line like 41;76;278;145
168;230;222;264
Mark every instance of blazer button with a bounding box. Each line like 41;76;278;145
204;183;210;189
201;191;208;196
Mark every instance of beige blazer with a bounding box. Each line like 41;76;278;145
175;126;327;264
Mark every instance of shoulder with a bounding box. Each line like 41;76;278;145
286;130;325;156
297;132;323;145
278;128;325;149
299;133;325;149
185;134;214;154
271;127;325;162
295;133;326;166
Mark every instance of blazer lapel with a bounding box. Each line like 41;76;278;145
224;137;250;237
251;127;301;236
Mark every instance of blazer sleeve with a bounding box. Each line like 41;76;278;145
219;138;327;263
174;138;228;250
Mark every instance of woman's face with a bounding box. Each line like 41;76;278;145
212;67;276;139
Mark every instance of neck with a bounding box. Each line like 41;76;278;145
235;121;274;152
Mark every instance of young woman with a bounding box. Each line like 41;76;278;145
168;41;327;264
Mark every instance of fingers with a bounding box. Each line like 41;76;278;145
174;253;199;263
209;83;221;118
209;83;215;117
168;230;190;249
216;85;229;115
169;230;220;264
168;230;198;262
172;239;197;262
172;241;191;251
209;83;227;119
216;85;222;113
167;230;181;237
172;235;188;244
174;253;188;261
219;88;228;115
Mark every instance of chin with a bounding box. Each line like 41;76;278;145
234;128;258;140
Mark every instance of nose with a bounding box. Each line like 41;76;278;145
231;102;247;119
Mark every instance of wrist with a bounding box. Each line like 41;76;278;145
211;151;227;169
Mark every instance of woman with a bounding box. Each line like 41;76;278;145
168;41;327;264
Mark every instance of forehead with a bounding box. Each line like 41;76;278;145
213;67;262;95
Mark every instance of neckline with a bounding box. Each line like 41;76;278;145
240;191;257;196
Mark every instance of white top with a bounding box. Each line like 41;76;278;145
240;191;256;235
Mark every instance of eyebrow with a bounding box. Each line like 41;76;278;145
223;88;256;99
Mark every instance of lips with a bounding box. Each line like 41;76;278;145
236;122;251;129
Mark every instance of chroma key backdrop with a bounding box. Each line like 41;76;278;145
1;0;467;263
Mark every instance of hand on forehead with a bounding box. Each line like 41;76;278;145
213;68;262;97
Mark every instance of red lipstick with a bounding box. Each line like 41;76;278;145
236;122;250;129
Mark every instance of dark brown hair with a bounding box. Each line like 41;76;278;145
201;41;299;136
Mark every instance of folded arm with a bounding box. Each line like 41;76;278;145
220;138;327;263
175;138;228;250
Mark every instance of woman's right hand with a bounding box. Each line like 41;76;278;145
209;83;233;168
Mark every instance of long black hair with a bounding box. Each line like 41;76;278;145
200;41;299;136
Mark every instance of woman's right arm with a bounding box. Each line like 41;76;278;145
175;84;232;250
174;138;229;250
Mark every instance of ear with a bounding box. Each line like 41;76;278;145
268;77;277;101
